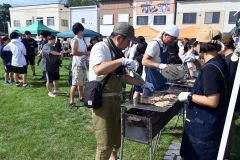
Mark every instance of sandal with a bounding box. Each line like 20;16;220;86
68;102;76;109
79;98;84;102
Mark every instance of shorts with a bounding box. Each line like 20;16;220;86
13;66;27;74
72;65;87;86
26;54;35;65
4;65;13;73
134;85;143;93
45;71;60;83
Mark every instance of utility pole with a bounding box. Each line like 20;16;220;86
173;0;177;25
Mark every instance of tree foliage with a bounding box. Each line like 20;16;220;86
0;3;11;33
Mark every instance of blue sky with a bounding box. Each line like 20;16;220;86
0;0;60;7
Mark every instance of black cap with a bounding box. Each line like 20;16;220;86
25;31;31;35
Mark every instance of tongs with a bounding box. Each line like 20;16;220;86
132;70;145;83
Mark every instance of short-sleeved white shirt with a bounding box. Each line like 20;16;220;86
89;41;113;81
142;38;167;80
71;36;87;69
3;39;27;67
144;38;167;63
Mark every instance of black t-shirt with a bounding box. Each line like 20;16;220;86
40;40;48;49
225;54;240;112
202;64;222;95
201;56;228;107
22;38;38;56
225;54;238;87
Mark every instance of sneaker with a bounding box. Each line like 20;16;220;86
23;83;29;87
48;92;56;97
16;82;21;87
68;102;76;109
5;80;10;84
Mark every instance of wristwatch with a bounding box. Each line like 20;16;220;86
188;93;193;102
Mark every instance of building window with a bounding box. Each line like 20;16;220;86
229;11;240;24
183;13;196;24
153;16;166;25
13;20;20;27
137;16;148;25
36;17;43;24
61;19;68;27
47;17;55;26
205;12;220;24
103;15;113;25
81;18;85;24
118;14;129;22
26;20;32;26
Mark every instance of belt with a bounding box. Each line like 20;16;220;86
102;92;121;97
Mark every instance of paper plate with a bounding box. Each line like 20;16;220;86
161;64;185;80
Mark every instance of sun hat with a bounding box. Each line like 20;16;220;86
196;27;222;43
158;24;179;38
222;33;233;45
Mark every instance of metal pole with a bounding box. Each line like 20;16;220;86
173;0;177;25
120;106;126;160
217;59;240;160
153;130;162;155
2;22;5;33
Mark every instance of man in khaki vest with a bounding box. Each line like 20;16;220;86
89;22;153;160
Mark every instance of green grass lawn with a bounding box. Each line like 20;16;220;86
0;59;239;160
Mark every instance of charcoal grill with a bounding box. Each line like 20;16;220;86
165;80;195;127
120;100;184;160
165;79;195;92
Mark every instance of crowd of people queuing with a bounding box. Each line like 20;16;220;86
0;21;240;160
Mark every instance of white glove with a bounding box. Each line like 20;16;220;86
183;55;196;63
234;42;240;56
122;58;138;71
231;42;240;62
159;64;167;70
143;82;155;92
178;92;191;102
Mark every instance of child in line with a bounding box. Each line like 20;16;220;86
0;37;14;84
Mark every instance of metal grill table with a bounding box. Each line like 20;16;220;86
120;101;184;160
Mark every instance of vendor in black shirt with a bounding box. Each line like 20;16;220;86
178;27;230;160
22;31;38;76
221;33;240;113
220;33;240;159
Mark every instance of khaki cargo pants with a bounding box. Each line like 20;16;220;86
92;95;121;160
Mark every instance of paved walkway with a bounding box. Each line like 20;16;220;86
163;142;182;160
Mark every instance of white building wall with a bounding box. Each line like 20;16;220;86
100;25;114;37
70;6;99;32
9;4;69;32
177;0;240;32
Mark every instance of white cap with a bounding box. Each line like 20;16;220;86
158;24;179;38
